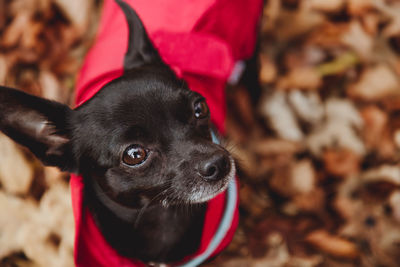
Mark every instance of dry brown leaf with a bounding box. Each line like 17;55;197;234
9;0;46;15
272;8;326;41
292;188;325;213
348;64;400;101
250;138;303;157
259;91;304;141
283;46;326;70
43;166;65;188
347;0;373;15
394;129;400;149
1;12;31;48
323;148;360;177
288;91;324;124
39;71;63;102
259;54;277;84
22;182;74;267
362;165;400;185
329;94;368;127
0;133;34;195
290;160;316;194
305;230;359;259
307;98;365;156
0;55;7;85
0;0;6;31
389;191;400;223
0;193;37;259
261;0;281;33
277;67;322;90
252;233;290;267
361;12;380;35
308;0;345;13
307;119;366;155
270;160;317;198
372;0;400;37
54;0;94;34
341;20;373;59
360;105;395;158
381;94;400;111
250;232;323;267
308;22;348;48
20;21;43;50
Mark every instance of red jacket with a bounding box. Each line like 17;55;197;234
70;0;262;266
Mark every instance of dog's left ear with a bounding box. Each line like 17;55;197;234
116;0;164;71
0;86;77;172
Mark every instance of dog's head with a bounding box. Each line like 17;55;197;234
0;0;235;209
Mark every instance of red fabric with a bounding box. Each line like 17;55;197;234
71;0;262;266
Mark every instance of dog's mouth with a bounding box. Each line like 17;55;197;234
160;156;236;207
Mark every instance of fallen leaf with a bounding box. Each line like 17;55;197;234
1;12;31;48
362;165;400;185
259;91;304;141
288;90;324;125
272;7;326;42
307;98;365;156
22;182;74;267
53;0;94;34
348;64;400;101
0;133;34;195
0;55;7;84
341;20;374;59
372;0;400;37
361;12;380;35
360;105;395;158
305;230;359;259
259;54;277;84
251;138;303;157
0;193;37;259
308;0;344;13
323;148;360;177
39;71;63;102
277;67;322;90
389;191;400;223
347;0;373;15
290;160;316;194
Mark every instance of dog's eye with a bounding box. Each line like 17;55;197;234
194;100;209;119
123;145;147;166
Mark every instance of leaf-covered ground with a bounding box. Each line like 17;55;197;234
1;0;400;266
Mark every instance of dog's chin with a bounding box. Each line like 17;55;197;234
161;157;236;207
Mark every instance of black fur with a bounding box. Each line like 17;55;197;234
0;0;235;263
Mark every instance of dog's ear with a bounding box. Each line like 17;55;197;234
0;86;77;172
116;0;164;71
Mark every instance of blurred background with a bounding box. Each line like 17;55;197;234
1;0;400;266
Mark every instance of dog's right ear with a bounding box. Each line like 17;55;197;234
115;0;165;71
0;86;77;172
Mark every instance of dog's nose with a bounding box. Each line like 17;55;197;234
198;153;230;181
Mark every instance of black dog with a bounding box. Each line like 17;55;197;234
0;1;236;264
